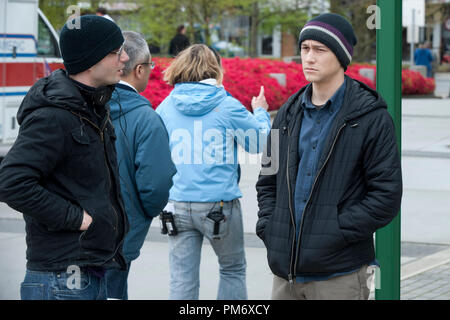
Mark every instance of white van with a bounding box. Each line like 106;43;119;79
0;0;62;161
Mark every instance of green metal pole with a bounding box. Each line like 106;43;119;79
375;0;402;300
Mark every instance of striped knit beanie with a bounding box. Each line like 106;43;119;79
299;13;357;71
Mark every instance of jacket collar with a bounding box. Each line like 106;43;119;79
301;80;346;115
117;81;138;93
280;76;387;172
285;76;386;127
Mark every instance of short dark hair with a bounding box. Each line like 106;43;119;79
177;25;185;34
96;7;107;15
81;10;94;16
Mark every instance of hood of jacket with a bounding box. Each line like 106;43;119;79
109;85;152;121
169;82;227;116
340;75;387;121
17;69;94;125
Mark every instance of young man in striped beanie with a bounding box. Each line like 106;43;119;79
256;13;402;300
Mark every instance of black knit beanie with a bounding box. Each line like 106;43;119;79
59;15;124;75
299;13;357;71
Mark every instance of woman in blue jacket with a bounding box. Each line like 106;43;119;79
156;44;271;300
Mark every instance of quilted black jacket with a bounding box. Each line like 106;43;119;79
256;76;402;281
0;70;129;271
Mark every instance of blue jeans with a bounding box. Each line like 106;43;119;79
105;263;131;300
168;199;247;300
20;268;107;300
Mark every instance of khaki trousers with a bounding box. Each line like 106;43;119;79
271;265;371;300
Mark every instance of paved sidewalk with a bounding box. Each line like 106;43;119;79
400;262;450;300
434;73;450;98
0;225;449;300
0;225;450;300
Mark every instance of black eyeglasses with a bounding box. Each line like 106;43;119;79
136;61;155;69
110;42;126;61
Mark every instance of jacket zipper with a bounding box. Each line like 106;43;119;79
70;111;104;141
292;122;347;277
104;154;119;233
70;110;125;268
105;155;123;266
99;122;124;266
285;125;297;288
71;110;117;230
100;116;128;266
72;110;123;263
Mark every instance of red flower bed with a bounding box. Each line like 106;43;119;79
221;57;300;112
143;57;435;111
402;69;436;95
347;64;436;96
346;64;376;88
141;57;173;108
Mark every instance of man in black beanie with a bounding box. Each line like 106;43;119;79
256;13;402;299
0;15;130;300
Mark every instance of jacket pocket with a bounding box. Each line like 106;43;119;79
258;208;276;248
71;126;93;145
334;206;349;247
69;127;105;190
307;206;348;250
336;198;363;244
78;201;116;254
79;218;95;244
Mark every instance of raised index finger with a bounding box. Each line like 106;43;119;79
259;86;265;97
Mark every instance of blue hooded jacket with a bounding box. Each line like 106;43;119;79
110;84;176;262
156;82;271;202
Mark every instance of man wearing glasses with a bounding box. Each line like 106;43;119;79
0;15;130;300
106;31;176;300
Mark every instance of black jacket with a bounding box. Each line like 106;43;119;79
0;70;129;271
256;76;402;281
169;34;190;57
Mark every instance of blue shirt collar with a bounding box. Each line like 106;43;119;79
301;80;346;113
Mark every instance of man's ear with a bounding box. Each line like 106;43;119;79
134;65;143;79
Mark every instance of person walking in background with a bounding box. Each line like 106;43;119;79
414;42;434;78
0;15;130;300
106;31;176;300
256;13;402;300
169;25;190;57
96;7;115;22
156;44;271;300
